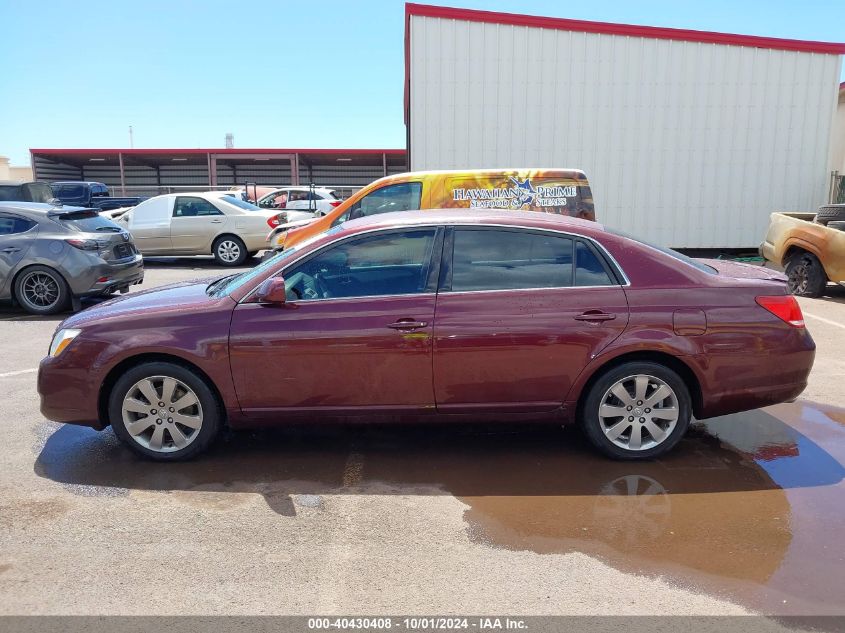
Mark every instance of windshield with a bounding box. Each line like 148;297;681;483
607;227;717;275
208;228;341;297
218;195;263;212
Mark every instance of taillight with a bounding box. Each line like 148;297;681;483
329;201;342;208
65;238;100;251
267;212;288;229
755;295;805;328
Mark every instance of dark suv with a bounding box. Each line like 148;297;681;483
0;181;55;204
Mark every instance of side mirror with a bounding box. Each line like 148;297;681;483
256;277;287;305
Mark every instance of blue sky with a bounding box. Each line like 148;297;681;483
1;0;843;165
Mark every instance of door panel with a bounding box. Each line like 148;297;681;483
229;295;436;413
170;196;228;253
433;287;629;411
128;197;173;253
0;215;38;297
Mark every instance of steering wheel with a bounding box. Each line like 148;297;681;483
312;273;330;299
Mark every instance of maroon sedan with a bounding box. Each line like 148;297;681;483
38;210;815;461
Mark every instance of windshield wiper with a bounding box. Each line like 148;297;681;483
206;274;239;296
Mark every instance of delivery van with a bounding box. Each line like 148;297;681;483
267;168;595;252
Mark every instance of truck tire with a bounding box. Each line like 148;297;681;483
785;252;827;298
814;204;845;226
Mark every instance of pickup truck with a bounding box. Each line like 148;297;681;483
760;205;845;297
51;181;145;212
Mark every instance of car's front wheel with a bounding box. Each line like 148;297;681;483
212;235;248;266
14;265;71;315
108;361;222;461
580;362;691;460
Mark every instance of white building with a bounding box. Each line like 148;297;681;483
405;4;845;248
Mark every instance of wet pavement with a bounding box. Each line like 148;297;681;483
32;401;845;615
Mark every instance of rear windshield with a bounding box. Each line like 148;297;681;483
52;210;123;233
607;227;717;275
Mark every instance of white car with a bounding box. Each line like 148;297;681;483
117;192;289;266
256;186;342;217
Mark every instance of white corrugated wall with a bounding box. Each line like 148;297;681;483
409;16;842;248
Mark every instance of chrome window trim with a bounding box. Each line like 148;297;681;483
240;221;631;304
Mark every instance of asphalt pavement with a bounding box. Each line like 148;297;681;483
0;258;844;617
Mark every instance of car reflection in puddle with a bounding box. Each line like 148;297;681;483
35;400;845;614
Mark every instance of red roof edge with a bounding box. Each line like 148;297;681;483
30;148;406;156
405;3;845;55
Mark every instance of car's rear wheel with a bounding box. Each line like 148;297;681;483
580;362;691;460
14;265;71;315
108;362;221;461
785;251;827;298
212;235;248;266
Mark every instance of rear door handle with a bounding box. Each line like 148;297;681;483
387;319;428;330
1;247;20;253
210;219;223;224
575;310;616;322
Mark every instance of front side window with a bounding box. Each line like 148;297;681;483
284;228;437;301
333;182;422;226
450;229;574;292
173;196;223;217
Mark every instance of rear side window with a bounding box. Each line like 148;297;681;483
0;214;37;235
55;184;85;199
450;229;574;291
173;196;222;217
575;241;614;286
346;182;422;221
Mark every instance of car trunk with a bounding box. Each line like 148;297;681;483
698;259;787;282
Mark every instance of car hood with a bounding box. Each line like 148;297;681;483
60;278;233;329
699;259;787;282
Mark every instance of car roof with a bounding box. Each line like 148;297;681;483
341;209;605;234
52;181;106;186
0;201;85;215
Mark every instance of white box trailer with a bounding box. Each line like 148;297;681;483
405;3;845;248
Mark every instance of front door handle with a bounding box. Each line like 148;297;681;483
1;247;20;254
387;319;428;330
575;310;616;322
210;219;223;224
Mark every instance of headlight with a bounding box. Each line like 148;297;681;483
48;328;81;357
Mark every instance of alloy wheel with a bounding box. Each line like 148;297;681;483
217;240;241;263
121;375;204;453
598;374;679;451
20;272;60;309
787;261;808;295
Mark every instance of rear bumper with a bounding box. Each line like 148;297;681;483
70;254;144;297
695;329;815;419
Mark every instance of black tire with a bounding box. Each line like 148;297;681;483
108;361;222;461
814;204;845;226
212;235;248;266
785;251;827;297
827;221;845;232
13;265;71;315
580;361;692;460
